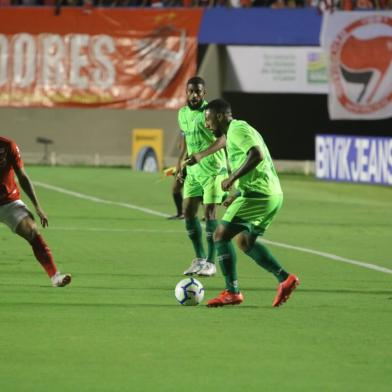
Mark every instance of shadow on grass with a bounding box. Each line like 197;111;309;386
0;302;262;309
1;283;391;297
0;272;197;279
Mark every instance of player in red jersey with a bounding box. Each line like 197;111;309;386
0;137;71;287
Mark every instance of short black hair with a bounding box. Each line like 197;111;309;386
187;76;205;86
205;99;231;114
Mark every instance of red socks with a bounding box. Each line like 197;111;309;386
30;234;57;277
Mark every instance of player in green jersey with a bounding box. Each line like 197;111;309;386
202;99;299;307
176;77;227;277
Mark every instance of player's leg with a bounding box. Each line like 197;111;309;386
204;203;217;267
167;176;184;220
237;232;290;283
196;174;226;277
15;215;56;277
214;223;241;293
1;200;72;287
183;194;206;275
196;203;217;276
206;222;244;307
235;194;299;307
183;195;202;250
15;216;71;287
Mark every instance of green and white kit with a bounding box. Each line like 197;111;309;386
223;119;283;235
178;102;227;204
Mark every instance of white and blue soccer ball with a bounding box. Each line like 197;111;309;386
175;277;205;306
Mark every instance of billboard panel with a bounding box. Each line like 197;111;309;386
225;46;328;94
315;134;392;185
0;8;202;109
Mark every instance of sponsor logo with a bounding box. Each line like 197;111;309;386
307;52;328;84
316;135;392;185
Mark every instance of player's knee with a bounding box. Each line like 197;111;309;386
236;233;255;252
213;225;226;242
183;199;198;219
173;181;182;193
16;217;38;243
204;204;216;220
26;224;39;243
236;236;249;251
183;206;195;219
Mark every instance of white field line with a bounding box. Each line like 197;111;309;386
34;181;168;218
262;239;392;275
34;181;392;275
50;227;183;234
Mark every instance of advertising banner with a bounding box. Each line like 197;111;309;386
315;134;392;185
0;8;202;109
225;46;328;94
132;128;163;172
321;11;392;120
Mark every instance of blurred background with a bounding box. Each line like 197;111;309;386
0;4;391;183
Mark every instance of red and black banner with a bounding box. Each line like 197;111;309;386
321;11;392;120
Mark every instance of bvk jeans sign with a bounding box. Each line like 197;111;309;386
316;134;392;185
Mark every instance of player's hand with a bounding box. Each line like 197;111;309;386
36;207;49;228
221;176;235;192
185;153;202;166
223;194;237;208
184;155;196;166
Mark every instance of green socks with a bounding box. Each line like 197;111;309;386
205;219;217;263
214;237;288;292
185;218;206;259
245;242;289;283
215;240;240;293
185;218;217;263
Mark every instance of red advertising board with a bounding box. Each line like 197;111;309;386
0;8;203;109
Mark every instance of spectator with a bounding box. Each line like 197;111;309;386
270;0;286;7
355;0;374;8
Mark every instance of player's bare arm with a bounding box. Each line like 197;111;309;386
175;133;186;171
14;166;48;227
185;135;226;166
176;135;188;183
221;146;263;191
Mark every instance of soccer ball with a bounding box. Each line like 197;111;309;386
175;277;205;306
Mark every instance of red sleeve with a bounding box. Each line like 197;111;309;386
10;141;24;170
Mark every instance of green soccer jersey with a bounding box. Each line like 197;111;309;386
178;101;227;177
226;119;282;196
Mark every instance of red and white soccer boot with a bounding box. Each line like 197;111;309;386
272;274;299;307
207;290;244;307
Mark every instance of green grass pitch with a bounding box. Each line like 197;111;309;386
0;166;391;391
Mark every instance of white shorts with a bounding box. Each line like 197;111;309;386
0;200;33;232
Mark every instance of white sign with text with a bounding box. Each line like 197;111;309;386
225;46;328;94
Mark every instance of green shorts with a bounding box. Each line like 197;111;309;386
222;194;283;236
183;173;227;204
